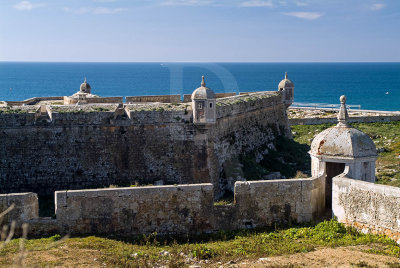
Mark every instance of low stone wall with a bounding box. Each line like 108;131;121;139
332;175;400;243
64;96;123;105
215;93;236;98
229;176;326;228
183;93;237;103
0;193;38;226
54;177;325;235
126;95;181;103
55;184;214;235
290;115;400;125
6;96;64;106
1;176;327;236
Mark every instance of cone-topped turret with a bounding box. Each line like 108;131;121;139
278;72;294;108
309;95;377;183
191;76;216;125
80;78;91;94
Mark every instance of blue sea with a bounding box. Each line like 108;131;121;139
0;62;399;111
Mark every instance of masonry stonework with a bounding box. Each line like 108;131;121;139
332;175;400;243
0;178;326;236
0;91;291;196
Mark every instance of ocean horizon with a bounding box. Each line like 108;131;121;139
1;62;399;111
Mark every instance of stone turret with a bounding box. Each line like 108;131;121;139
80;78;91;94
64;79;100;105
191;76;216;125
309;96;377;207
278;72;294;108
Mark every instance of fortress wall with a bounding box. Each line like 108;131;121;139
64;97;123;105
0;193;38;227
0;112;36;126
333;175;400;243
55;184;214;235
0;108;208;195
215;93;236;98
183;93;237;103
86;97;123;104
55;178;324;236
290;115;400;125
210;92;291;193
6;96;64;106
183;94;192;103
0;92;290;196
216;92;282;119
126;95;181;103
229;177;325;229
126;108;192;125
2;177;325;236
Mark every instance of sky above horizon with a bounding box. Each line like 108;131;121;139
0;0;399;62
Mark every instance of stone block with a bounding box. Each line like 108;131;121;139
55;191;67;208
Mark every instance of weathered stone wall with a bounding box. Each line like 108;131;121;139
210;92;292;194
1;177;326;236
0;107;202;195
222;176;325;229
183;93;237;102
0;91;291;196
55;184;214;235
0;193;38;226
6;96;64;106
126;95;181;103
64;96;123;105
333;175;400;243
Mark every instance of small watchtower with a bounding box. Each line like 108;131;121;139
309;95;377;207
191;76;216;125
79;78;91;94
278;72;294;108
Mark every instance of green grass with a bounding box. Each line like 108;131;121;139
1;220;399;267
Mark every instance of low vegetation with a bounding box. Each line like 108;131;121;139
1;219;399;267
239;136;311;180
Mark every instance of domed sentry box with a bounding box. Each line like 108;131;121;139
309;96;377;208
191;76;216;126
80;78;91;94
278;72;294;108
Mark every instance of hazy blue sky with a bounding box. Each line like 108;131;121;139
0;0;399;62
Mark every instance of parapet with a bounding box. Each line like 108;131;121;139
333;174;400;243
126;95;181;103
0;193;39;226
1;176;326;236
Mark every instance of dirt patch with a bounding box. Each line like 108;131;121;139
238;246;400;267
0;246;104;268
1;244;400;267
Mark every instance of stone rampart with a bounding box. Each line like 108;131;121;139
6;96;64;106
210;92;291;194
64;96;123;105
1;177;326;236
183;93;237;102
126;95;181;103
333;175;400;243
0;91;291;196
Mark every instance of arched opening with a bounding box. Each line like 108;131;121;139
325;162;345;209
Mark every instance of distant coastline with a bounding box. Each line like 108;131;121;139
1;62;399;111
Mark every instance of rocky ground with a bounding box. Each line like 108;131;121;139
288;107;400;119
